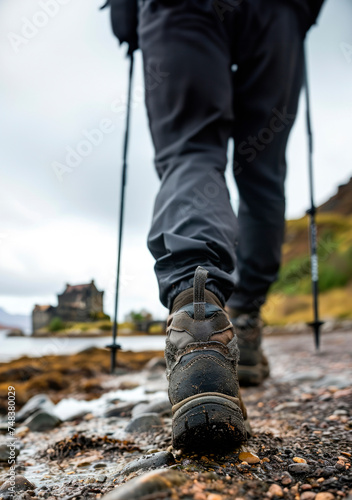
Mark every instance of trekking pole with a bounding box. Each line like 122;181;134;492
303;47;324;350
106;53;135;373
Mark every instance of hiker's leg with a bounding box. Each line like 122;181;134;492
139;0;236;309
227;0;306;312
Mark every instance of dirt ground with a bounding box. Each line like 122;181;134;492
0;331;351;500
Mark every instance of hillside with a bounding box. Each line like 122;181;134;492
263;177;352;325
0;307;30;331
319;176;352;215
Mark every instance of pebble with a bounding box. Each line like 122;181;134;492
101;468;187;499
288;463;311;474
335;460;345;470
96;474;107;483
315;493;335;500
282;372;322;383
0;423;8;433
133;398;171;416
293;457;307;463
0;443;20;462
301;484;313;491
93;462;107;469
16;394;54;423
75;454;103;467
0;475;35;493
104;402;135;418
300;492;316;500
268;484;283;497
24;410;62;431
132;403;149;417
280;472;292;485
333;409;348;416
314;375;350;389
16;426;29;438
239;452;260;464
314;467;335;478
120;451;175;475
238;462;251;471
125;413;163;433
274;402;300;412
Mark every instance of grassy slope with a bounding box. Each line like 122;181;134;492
263;212;352;325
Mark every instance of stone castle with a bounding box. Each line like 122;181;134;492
32;280;104;333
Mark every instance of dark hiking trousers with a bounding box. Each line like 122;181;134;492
139;0;307;311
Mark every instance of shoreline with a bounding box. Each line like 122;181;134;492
5;317;352;338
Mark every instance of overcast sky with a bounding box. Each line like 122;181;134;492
0;0;351;320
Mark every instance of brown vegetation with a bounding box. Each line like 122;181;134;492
0;348;163;412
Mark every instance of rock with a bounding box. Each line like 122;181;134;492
74;454;103;467
314;467;335;478
0;443;20;462
280;472;292;485
341;451;351;458
314;375;350;389
288;463;311;474
0;422;8;433
282;372;322;384
96;474;107;483
6;328;25;337
268;484;283;497
131;403;149;418
274;402;300;412
104;402;135;418
93;462;107;469
239;452;260;464
16;394;55;423
315;493;335;500
0;475;35;493
120;452;175;475
293;457;307;463
145;357;166;371
133;398;171;417
333;409;348;416
101;468;187;500
24;410;61;431
125;413;163;433
16;426;29;438
238;462;251;471
300;492;316;500
118;381;140;391
301;484;313;491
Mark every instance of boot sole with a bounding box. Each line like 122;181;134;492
172;392;247;452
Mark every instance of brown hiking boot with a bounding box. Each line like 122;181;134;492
228;309;270;386
165;266;248;452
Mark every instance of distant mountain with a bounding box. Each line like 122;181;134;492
0;307;30;332
319;177;352;215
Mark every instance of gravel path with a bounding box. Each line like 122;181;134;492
0;331;351;500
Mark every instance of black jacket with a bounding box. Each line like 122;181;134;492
292;0;325;28
104;0;325;54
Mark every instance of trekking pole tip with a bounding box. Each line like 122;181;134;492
106;343;122;373
307;320;324;351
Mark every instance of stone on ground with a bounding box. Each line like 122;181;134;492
102;468;187;500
